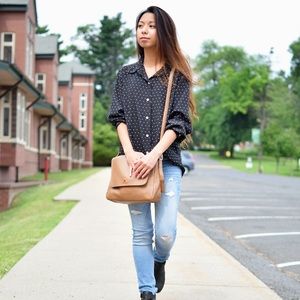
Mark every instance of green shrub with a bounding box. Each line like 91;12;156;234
93;123;119;166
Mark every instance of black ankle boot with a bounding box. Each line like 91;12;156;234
154;261;166;293
140;291;156;300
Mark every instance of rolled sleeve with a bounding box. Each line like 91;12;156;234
166;74;192;142
108;69;126;128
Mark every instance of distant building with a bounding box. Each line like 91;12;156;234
0;0;95;210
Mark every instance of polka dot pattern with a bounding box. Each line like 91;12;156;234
108;60;192;175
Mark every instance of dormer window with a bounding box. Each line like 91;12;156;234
57;96;63;112
0;33;15;63
35;73;46;93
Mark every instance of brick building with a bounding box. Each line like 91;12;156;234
0;0;95;210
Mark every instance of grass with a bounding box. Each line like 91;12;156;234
0;167;100;278
202;151;300;177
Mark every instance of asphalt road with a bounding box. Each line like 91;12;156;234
179;152;300;300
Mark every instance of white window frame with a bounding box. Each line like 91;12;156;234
0;93;12;139
17;92;26;143
35;73;46;94
79;92;87;131
57;96;63;112
79;93;87;111
0;32;15;63
79;111;86;131
51;120;55;151
40;126;49;150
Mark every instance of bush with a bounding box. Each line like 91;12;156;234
93;123;119;166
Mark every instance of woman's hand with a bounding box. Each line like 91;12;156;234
125;151;145;175
133;149;161;179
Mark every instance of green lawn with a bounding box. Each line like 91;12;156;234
0;167;100;278
201;151;300;177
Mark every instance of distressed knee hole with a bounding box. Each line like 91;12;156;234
159;235;174;248
160;235;172;242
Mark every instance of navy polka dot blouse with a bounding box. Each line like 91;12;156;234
108;60;192;175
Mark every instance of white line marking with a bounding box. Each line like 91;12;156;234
235;232;300;239
184;193;270;197
208;216;300;222
191;206;296;211
182;197;276;202
276;261;300;268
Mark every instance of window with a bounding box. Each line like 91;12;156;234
0;93;11;138
25;38;34;79
24;110;31;146
79;93;87;131
79;146;85;161
40;126;49;150
61;138;67;157
35;73;46;93
0;33;15;63
80;93;87;110
3;107;10;136
57;96;63;112
72;144;79;160
79;112;86;130
17;92;26;143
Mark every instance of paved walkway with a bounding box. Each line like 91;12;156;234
0;169;282;299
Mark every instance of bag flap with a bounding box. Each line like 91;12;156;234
110;155;149;188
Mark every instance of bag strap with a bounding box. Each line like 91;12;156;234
160;68;175;139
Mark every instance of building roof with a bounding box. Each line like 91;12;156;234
0;0;28;4
0;0;38;25
35;35;58;57
0;59;42;102
58;61;95;83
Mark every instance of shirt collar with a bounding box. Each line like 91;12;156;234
127;59;171;79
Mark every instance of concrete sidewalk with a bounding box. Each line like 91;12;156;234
0;169;282;300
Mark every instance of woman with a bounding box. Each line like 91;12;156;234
108;6;196;300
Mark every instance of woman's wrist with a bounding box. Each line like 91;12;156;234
123;146;134;156
151;148;163;158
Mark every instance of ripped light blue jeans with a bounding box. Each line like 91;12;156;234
128;161;182;295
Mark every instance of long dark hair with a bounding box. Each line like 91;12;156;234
136;6;197;133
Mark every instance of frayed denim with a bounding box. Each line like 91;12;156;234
128;161;181;294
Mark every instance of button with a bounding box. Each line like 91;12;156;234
146;98;150;102
145;116;149;119
148;82;151;85
146;134;149;137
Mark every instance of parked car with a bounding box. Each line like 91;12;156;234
181;150;195;174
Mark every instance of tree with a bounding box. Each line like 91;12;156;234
262;77;300;170
289;37;300;79
93;124;119;166
194;41;260;156
288;37;300;132
69;13;135;109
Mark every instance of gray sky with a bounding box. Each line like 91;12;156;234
36;0;300;74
